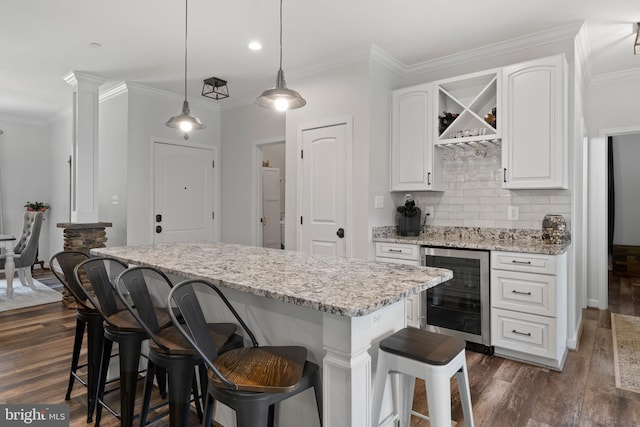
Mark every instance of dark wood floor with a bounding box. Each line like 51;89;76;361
1;269;640;426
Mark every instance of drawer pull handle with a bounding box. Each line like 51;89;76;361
387;249;403;253
511;290;532;296
512;330;532;337
511;260;532;265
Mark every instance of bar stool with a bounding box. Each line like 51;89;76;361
50;250;100;422
115;266;244;427
371;327;474;427
168;279;323;427
74;257;168;427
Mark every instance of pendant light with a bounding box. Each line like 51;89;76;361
165;0;205;139
635;22;640;55
255;0;306;112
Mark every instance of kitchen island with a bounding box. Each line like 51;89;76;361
92;241;453;427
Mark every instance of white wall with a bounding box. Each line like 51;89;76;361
99;92;129;246
219;103;284;245
611;134;640;245
125;87;221;245
48;114;73;257
285;59;371;260
0;117;52;263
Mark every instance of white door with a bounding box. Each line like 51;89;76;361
262;167;281;249
153;142;215;243
299;123;349;257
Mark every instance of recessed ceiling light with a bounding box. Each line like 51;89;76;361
248;41;262;51
89;42;102;48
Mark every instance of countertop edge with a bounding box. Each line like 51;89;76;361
374;236;571;255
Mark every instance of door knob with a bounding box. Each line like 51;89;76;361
155;225;162;234
336;228;345;238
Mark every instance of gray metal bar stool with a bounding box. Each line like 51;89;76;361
371;327;474;427
168;279;323;427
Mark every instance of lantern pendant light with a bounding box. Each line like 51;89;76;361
255;0;306;112
165;0;206;139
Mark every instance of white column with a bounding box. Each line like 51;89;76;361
63;71;106;223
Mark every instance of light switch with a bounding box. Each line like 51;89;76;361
111;195;119;205
374;195;384;209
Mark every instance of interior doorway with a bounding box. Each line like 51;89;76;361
252;138;286;249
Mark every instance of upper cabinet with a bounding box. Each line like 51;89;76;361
390;83;443;191
434;69;501;145
501;55;568;189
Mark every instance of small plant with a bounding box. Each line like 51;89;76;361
24;201;50;211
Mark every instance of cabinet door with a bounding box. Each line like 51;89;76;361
390;84;442;191
502;55;567;189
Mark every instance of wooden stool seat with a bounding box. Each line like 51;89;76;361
379;327;466;366
372;327;474;427
149;323;238;356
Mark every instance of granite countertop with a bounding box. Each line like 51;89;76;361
373;226;571;255
91;241;452;317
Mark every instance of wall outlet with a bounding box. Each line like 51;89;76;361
374;195;384;209
111;195;119;205
507;206;519;220
424;206;434;218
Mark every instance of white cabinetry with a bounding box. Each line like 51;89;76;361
390;84;443;191
491;251;567;370
501;55;568;189
375;242;422;327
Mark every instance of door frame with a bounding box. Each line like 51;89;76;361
251;136;285;247
296;116;354;257
149;138;220;243
591;125;640;310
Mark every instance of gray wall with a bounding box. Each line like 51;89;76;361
612;134;640;245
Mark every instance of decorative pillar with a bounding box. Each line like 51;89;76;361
63;71;106;223
57;222;112;308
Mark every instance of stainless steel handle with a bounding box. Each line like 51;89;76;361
387;249;402;253
512;329;532;337
511;260;532;265
512;290;532;296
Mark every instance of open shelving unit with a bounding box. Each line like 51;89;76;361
435;70;501;146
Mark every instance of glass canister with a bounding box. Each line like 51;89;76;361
541;214;568;244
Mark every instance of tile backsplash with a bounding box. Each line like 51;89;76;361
391;143;571;230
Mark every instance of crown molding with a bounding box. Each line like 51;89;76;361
589;67;640;86
404;22;584;76
369;44;406;77
63;71;107;88
47;107;72;125
95;81;222;112
574;22;592;83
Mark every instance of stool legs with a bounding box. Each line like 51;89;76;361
372;349;474;427
65;317;85;401
85;314;105;423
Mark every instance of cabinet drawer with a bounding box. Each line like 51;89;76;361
492;308;556;358
375;242;420;261
492;251;556;275
491;270;556;316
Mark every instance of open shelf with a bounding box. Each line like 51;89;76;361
436;71;500;145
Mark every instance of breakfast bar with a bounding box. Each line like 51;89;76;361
92;241;452;427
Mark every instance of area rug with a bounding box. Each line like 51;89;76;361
611;313;640;393
0;278;62;312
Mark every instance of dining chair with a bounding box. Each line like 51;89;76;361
168;279;323;427
0;211;43;289
115;266;243;427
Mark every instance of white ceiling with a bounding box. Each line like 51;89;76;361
2;0;639;122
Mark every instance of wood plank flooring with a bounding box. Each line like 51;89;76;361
0;269;639;426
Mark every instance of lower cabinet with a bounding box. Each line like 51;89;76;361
490;251;568;370
375;242;422;328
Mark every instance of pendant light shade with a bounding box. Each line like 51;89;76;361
256;0;306;111
635;22;640;55
166;0;205;138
